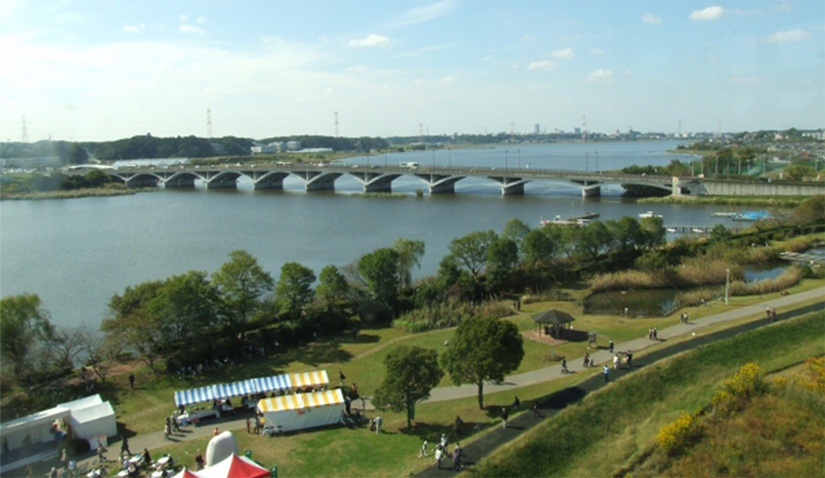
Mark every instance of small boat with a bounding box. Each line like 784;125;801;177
639;211;663;219
731;210;773;221
692;228;706;234
711;212;737;218
666;227;677;233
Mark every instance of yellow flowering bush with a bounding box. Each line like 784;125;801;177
656;411;702;455
711;390;737;416
792;356;825;393
723;363;764;399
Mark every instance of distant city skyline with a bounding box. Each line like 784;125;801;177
1;0;823;142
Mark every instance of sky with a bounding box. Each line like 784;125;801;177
1;0;823;142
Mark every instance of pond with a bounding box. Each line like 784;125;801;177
583;263;790;317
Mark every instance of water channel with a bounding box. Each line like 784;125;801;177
0;141;753;329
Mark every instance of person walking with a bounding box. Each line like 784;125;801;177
374;415;382;434
455;416;464;437
608;338;614;353
163;423;170;440
603;364;610;382
532;401;543;418
129;373;135;390
452;444;463;471
583;352;590;368
613;354;620;370
246;417;251;434
418;440;428;458
501;407;509;428
434;445;443;469
627;351;633;368
120;436;131;457
339;371;346;387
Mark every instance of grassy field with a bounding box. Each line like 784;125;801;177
110;277;824;439
473;311;825;477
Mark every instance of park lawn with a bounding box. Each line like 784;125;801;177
474;311;825;478
111;277;824;436
142;372;590;478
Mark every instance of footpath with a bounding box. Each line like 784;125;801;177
75;287;824;476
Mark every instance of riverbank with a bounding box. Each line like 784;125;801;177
0;187;157;200
639;194;806;208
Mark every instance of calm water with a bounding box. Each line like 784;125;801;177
1;141;729;329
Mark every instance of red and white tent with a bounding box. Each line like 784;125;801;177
198;454;270;478
171;468;202;478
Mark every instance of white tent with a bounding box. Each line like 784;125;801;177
0;407;70;450
67;401;117;442
256;389;345;433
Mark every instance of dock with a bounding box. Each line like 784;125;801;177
779;251;824;265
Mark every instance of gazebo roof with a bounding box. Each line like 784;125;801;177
531;309;575;325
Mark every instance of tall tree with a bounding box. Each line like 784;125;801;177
448;230;498;277
393;238;426;290
440;316;524;409
103;280;166;373
275;262;316;319
502;218;531;248
521;227;557;264
316;265;350;312
485;237;519;291
639;216;667;250
372;346;444;428
212;250;275;339
356;248;401;314
0;294;53;380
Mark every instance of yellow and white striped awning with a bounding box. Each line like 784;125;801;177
257;388;344;413
290;370;329;390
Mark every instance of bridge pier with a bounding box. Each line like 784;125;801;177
357;173;401;193
582;186;601;197
501;182;526;196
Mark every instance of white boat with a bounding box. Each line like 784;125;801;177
692;228;706;234
666;227;677;233
639;211;663;219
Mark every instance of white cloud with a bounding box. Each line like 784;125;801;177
551;48;574;59
196;17;207;24
122;26;139;33
528;60;555;71
347;65;369;72
590;48;605;55
441;76;455;85
0;0;20;19
387;0;454;29
761;29;809;43
180;15;188;21
587;69;613;81
690;6;726;21
348;34;391;47
179;25;203;35
642;13;663;24
522;33;536;41
772;3;792;13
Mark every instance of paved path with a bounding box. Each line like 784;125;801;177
74;287;824;475
414;288;825;477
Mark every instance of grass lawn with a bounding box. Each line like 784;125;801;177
473;310;825;478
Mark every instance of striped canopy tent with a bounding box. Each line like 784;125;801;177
257;389;345;433
174;374;291;407
290;370;329;392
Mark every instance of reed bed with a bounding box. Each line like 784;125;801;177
392;299;512;332
675;287;723;308
729;266;804;296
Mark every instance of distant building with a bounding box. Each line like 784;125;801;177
251;142;285;154
535;123;540;134
286;141;301;151
574;127;581;135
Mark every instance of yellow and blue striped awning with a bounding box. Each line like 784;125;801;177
257;388;344;413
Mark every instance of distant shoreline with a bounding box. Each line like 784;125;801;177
0;187;157;201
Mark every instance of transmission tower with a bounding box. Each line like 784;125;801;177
206;108;213;138
21;115;28;143
334;111;339;138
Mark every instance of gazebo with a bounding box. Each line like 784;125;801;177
531;309;576;339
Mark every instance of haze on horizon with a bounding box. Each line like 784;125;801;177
1;0;823;143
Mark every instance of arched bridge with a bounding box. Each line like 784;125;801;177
101;164;693;197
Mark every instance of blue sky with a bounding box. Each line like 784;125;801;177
1;0;823;141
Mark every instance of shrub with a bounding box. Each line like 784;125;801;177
728;266;803;296
656;412;702;455
675;287;722;308
723;363;765;399
392;299;512;332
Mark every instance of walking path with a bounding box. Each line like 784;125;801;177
75;287;825;475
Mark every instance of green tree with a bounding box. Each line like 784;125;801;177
212;250;275;339
372;346;444;428
316;265;350;312
608;216;645;256
448;230;498;277
151;271;223;348
0;294;54;380
103;279;167;373
274;262;316;320
440;316;524;409
486;237;519;291
709;224;731;243
520;228;557;264
356;248;401;315
639;216;667;249
575;221;611;262
393;238;426;290
502;218;531;248
792;195;825;224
